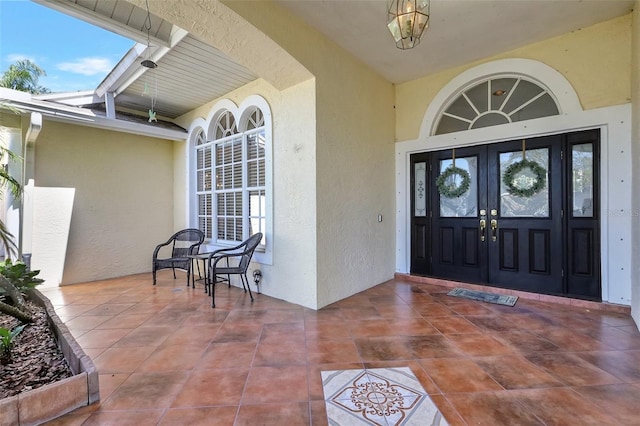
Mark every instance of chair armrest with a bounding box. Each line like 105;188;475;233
207;251;241;269
209;246;245;258
152;240;172;259
213;239;247;253
189;242;203;255
208;251;233;262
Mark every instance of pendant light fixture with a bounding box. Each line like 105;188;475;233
387;0;430;50
141;0;157;69
141;0;158;122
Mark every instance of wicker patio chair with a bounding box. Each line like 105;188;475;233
206;232;263;308
152;228;205;285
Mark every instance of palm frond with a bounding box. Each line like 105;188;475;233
0;220;17;260
0;147;22;199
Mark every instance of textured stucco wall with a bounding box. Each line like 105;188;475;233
313;51;395;308
395;14;632;142
33;121;174;284
173;139;187;232
631;2;640;328
176;78;319;309
168;1;395;309
221;1;396;308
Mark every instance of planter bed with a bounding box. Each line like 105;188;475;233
0;289;99;425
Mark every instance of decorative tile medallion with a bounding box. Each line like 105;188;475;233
321;367;448;426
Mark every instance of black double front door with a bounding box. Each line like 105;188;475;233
411;130;600;300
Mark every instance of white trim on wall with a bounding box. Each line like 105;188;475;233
419;59;583;139
396;104;632;305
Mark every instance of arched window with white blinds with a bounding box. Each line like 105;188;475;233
191;98;270;256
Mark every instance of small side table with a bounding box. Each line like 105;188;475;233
187;253;211;289
187;252;229;290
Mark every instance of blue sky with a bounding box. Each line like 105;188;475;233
0;0;135;93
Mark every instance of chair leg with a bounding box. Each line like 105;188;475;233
152;268;156;285
196;260;202;279
242;274;254;301
206;266;211;296
211;280;216;308
172;267;176;279
225;258;231;288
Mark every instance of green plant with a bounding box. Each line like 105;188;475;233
0;259;44;293
0;260;43;324
0;59;50;94
0;324;26;364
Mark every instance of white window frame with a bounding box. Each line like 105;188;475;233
188;96;272;265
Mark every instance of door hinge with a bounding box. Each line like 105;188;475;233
560;150;564;160
561;268;564;277
429;210;432;218
561;209;564;217
429;163;432;171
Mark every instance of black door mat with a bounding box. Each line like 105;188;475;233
447;287;518;306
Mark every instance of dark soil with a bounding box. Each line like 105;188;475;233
0;301;73;399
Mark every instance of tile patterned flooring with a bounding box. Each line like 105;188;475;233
322;367;447;425
39;272;640;425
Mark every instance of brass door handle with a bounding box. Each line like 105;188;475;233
491;219;498;242
480;219;486;242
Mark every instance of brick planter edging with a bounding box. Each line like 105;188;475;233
0;289;99;425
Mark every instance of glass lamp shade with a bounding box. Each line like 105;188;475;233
141;59;158;69
387;0;430;49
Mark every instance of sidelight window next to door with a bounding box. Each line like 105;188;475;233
410;130;600;300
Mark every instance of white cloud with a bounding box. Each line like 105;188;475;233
7;54;37;63
57;57;113;76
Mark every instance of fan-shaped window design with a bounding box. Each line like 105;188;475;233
195;129;206;146
435;77;559;135
245;108;264;130
215;111;238;139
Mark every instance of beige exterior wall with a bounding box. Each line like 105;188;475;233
0;112;22;129
222;2;396;308
631;2;640;327
33;121;175;284
167;1;396;308
396;14;632;142
168;1;395;308
313;51;395;307
173;139;187;232
166;1;395;308
175;78;320;309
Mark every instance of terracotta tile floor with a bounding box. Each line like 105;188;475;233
41;272;640;425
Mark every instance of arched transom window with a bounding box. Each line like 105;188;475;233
434;76;560;135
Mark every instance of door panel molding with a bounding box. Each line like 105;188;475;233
439;227;455;265
462;227;480;266
499;229;518;271
571;228;594;277
529;229;550;274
